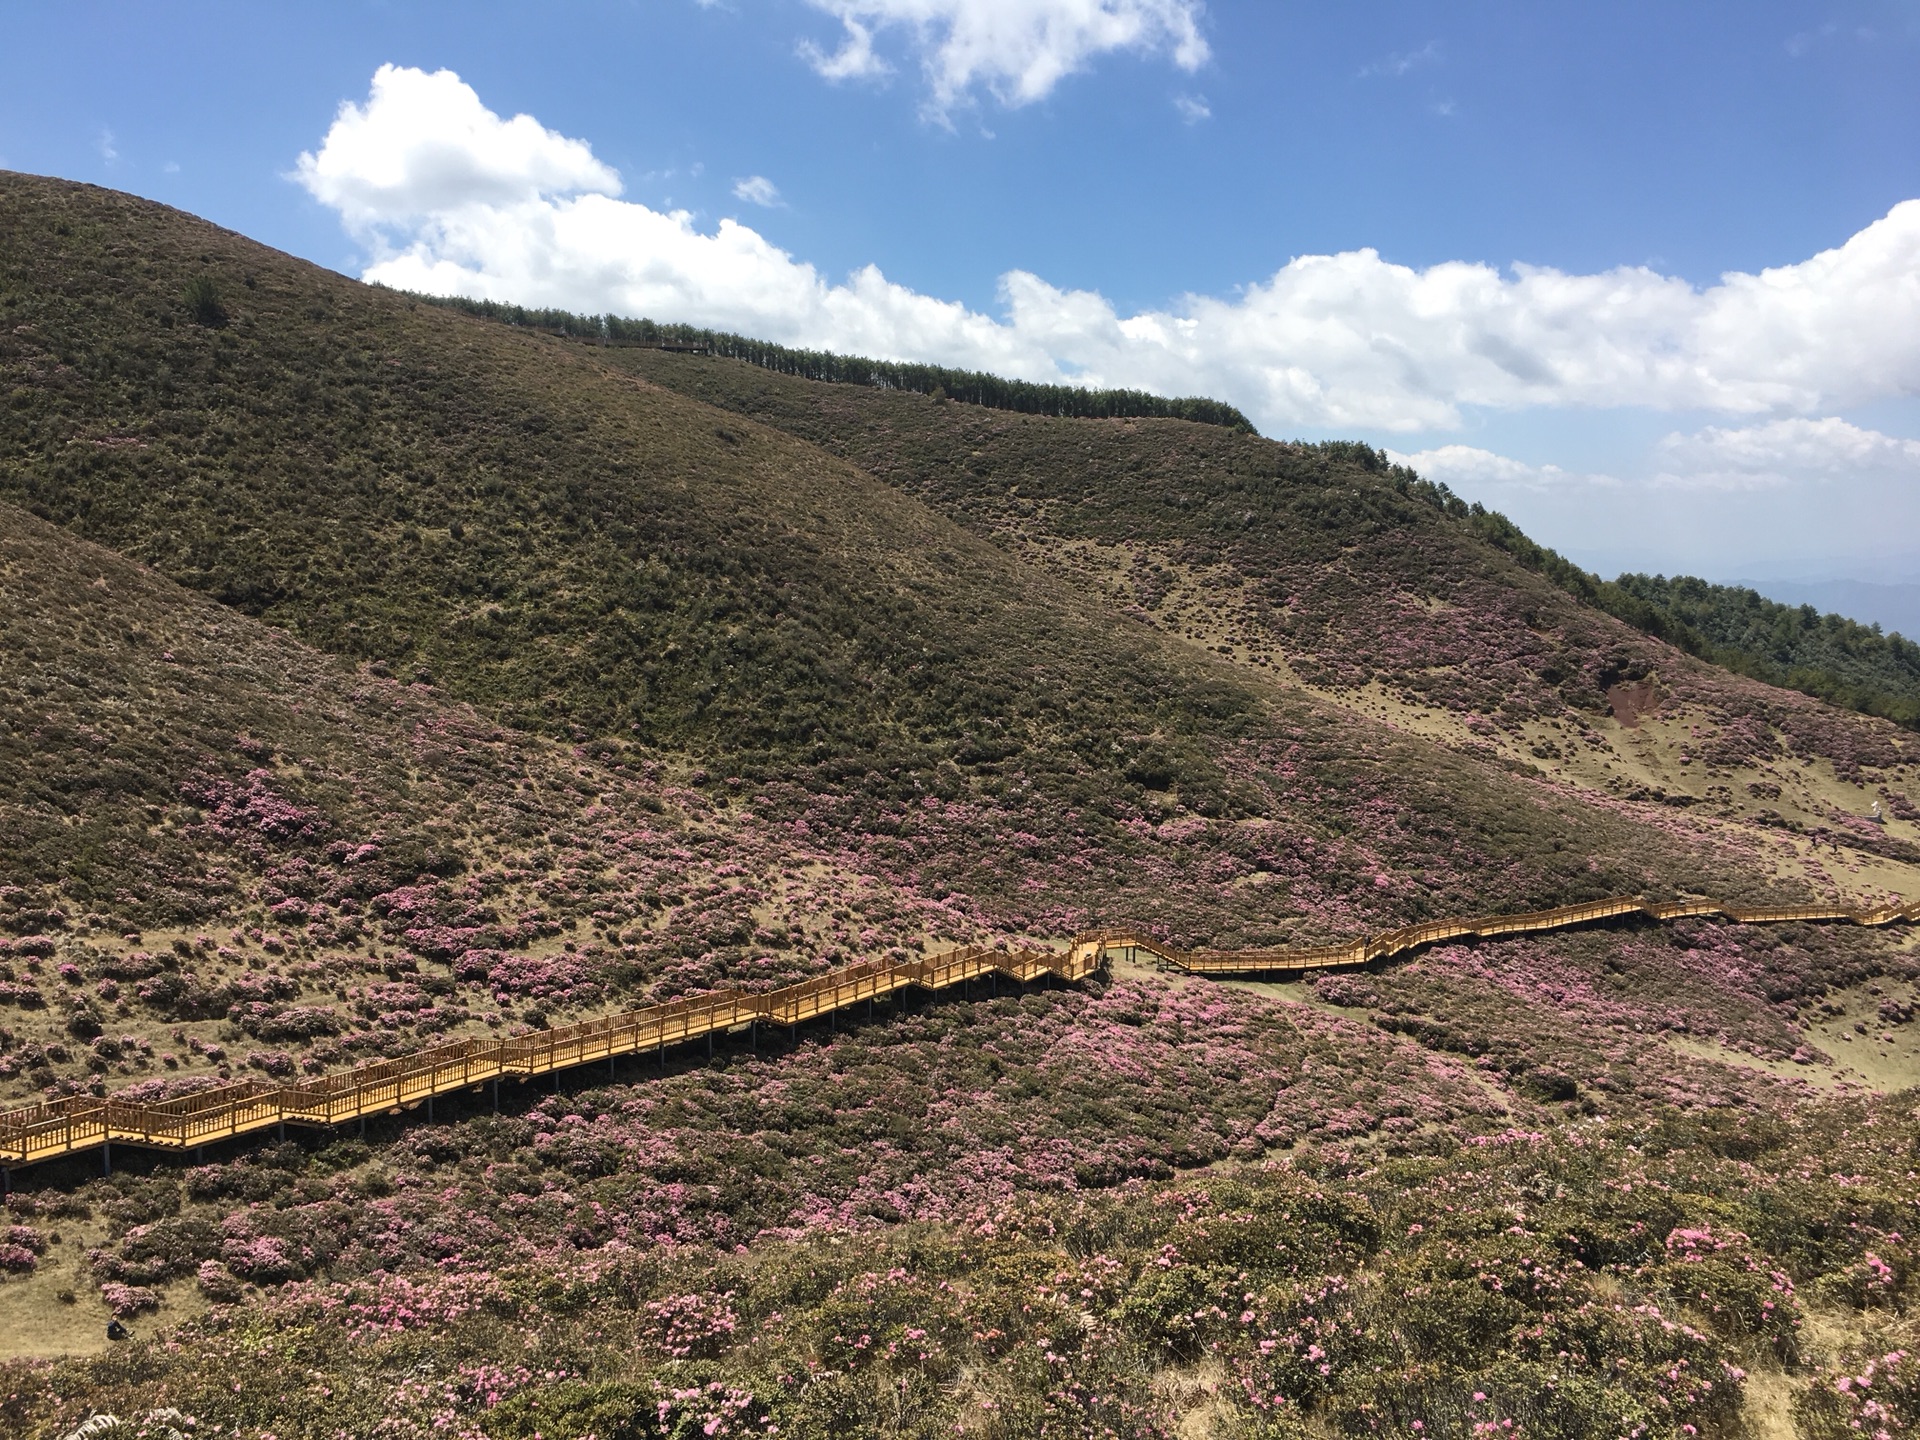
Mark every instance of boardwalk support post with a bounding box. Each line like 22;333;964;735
492;1078;500;1114
102;1142;110;1177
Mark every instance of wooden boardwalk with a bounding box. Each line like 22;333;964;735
1;894;1914;1172
1084;895;1920;976
0;943;1093;1171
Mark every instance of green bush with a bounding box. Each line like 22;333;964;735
183;274;227;328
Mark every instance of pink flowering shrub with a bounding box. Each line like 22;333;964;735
97;1281;159;1318
196;1258;244;1303
643;1290;741;1360
1796;1349;1917;1439
182;769;324;843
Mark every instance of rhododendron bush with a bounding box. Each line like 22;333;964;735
7;1095;1918;1440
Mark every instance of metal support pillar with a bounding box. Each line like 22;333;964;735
426;1095;434;1122
750;1020;758;1054
103;1142;111;1177
706;1032;713;1060
492;1078;500;1114
277;1121;286;1142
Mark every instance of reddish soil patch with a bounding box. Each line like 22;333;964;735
1607;678;1663;727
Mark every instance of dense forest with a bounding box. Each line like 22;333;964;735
407;291;1256;430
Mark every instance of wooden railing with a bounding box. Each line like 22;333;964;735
0;942;1092;1169
2;894;1914;1170
1086;895;1920;976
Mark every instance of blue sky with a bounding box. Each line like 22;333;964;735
4;1;1918;590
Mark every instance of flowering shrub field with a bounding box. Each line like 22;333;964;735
3;174;1920;1438
7;1084;1918;1439
4;473;1832;1111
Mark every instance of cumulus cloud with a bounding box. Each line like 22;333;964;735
799;0;1209;117
296;67;1920;441
1390;445;1603;493
294;64;620;229
732;175;782;207
1651;417;1920;490
1401;418;1920;500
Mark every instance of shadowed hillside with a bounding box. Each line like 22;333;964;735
610;344;1920;861
0;172;1834;953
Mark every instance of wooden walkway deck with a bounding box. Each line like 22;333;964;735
1083;895;1920;976
1;893;1914;1172
0;942;1093;1171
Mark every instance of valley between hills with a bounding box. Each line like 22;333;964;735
1;172;1918;1440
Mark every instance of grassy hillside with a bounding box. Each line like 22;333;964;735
3;175;1920;1439
609;343;1920;847
430;296;1920;735
0;495;1004;1104
1;172;1821;950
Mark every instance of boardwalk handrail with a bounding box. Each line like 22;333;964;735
0;893;1914;1170
0;940;1094;1169
1089;894;1920;977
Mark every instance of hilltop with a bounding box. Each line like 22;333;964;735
1;173;1918;1439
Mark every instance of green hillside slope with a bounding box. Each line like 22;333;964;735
447;302;1918;734
3;177;1920;1440
1;172;1818;949
1613;571;1920;724
609;342;1919;839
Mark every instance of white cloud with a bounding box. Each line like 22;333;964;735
1390;444;1603;493
732;175;783;207
1172;92;1210;123
297;67;1920;442
294;64;619;230
799;0;1209;118
800;16;889;81
1360;40;1440;79
1399;418;1920;500
1652;417;1920;490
